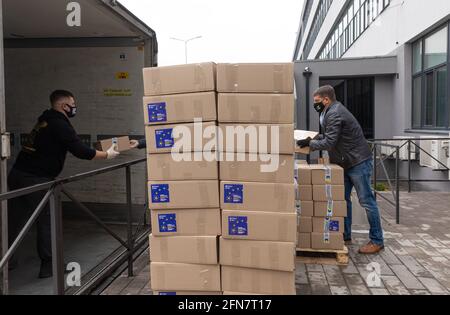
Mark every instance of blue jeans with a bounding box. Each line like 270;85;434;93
344;159;384;246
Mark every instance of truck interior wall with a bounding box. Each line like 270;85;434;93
4;45;147;207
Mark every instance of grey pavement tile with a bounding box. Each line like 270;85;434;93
390;265;426;290
343;274;371;295
418;277;449;295
330;286;351;295
370;288;390;295
382;275;411;295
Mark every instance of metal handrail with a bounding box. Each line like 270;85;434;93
0;157;147;295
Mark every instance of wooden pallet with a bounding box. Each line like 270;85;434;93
296;246;349;265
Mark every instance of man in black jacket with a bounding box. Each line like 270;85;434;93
297;85;384;255
9;90;120;278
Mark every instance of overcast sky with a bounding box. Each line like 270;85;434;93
120;0;304;66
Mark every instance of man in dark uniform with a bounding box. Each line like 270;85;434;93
8;90;120;278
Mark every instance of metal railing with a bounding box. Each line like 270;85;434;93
0;157;147;295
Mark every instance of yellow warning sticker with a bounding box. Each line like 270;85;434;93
116;72;129;80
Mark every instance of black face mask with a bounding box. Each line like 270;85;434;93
314;101;326;113
64;105;77;118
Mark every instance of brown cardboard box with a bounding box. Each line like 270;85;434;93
218;93;294;123
95;136;131;152
310;164;344;185
143;63;216;96
298;217;312;233
219;124;294;154
221;210;297;242
150;262;221;292
314;201;347;217
294;130;320;155
143;92;217;125
149;235;218;265
216;63;294;94
219;238;295;272
221;266;296;295
147;153;218;181
151;209;221;236
313;185;345;201
220;182;295;213
145;122;217;154
223;291;267;295
311;233;344;250
298;185;313;201
312;217;345;233
219;154;294;184
296;164;312;185
148;180;219;210
154;291;222;295
298;201;314;217
297;233;311;249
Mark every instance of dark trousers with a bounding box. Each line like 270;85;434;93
8;168;54;262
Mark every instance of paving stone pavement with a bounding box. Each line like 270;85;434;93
102;192;450;296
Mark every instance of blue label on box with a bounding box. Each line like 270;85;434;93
151;184;170;203
155;128;174;149
329;220;340;232
228;216;248;236
158;213;177;233
224;184;244;204
158;292;176;295
148;102;167;123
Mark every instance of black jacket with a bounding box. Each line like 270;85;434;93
13;109;96;178
310;102;372;170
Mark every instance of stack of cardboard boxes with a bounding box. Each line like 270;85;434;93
143;63;222;295
297;163;346;251
217;63;297;295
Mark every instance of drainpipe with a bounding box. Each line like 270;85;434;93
303;67;312;163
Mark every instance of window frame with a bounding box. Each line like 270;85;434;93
411;23;450;130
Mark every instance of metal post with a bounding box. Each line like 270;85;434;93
373;144;377;200
0;0;9;295
303;68;312;164
50;185;65;295
407;140;412;193
395;147;400;225
126;166;134;277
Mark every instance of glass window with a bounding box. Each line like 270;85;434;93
424;27;448;70
425;72;434;126
412;77;422;128
413;41;422;74
436;67;448;127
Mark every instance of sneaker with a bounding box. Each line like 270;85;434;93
358;242;385;255
344;239;353;246
38;261;70;279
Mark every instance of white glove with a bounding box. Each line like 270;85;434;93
106;145;120;160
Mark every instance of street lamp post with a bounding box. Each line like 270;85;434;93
170;36;202;64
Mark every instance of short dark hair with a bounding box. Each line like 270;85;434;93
50;90;74;106
313;85;336;102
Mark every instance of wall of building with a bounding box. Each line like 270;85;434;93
4;46;147;206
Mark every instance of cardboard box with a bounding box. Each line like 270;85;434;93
298;217;312;233
143;92;217;125
145;122;217;154
220;182;295;213
297;233;311;249
216;63;294;94
219;238;295;272
219;123;294;154
294;130;320;155
154;291;222;296
95;136;131;152
221;210;297;242
147;153;218;181
221;266;296;295
143;63;216;96
223;292;267;295
312;217;345;233
313;185;345;201
311;233;344;250
298;185;313;201
149;235;218;265
296;164;312;185
150;262;221;292
148;180;219;210
219;154;294;184
218;93;294;124
298;201;314;217
310;164;344;185
151;209;221;236
314;201;347;217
